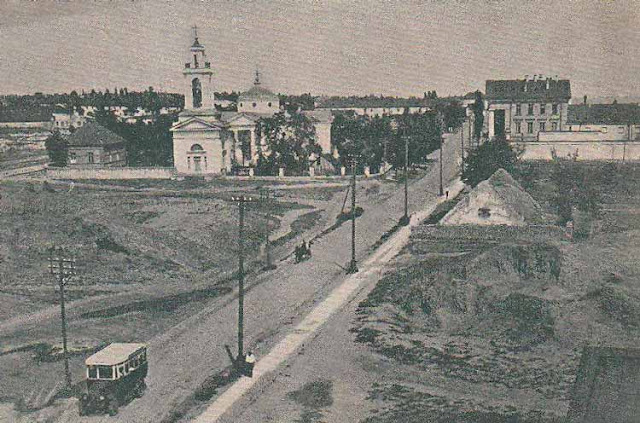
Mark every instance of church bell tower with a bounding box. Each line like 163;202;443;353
183;26;214;110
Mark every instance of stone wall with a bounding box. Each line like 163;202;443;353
46;166;174;180
518;141;640;161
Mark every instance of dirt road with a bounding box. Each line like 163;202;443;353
11;128;463;423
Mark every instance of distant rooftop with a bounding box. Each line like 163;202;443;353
486;77;571;102
316;96;430;109
66;121;126;147
568;103;640;125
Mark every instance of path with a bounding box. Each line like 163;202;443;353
11;126;464;422
196;179;465;422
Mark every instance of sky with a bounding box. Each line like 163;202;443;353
1;0;639;100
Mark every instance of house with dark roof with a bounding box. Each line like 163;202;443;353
485;75;571;141
315;95;431;117
565;103;640;141
66;122;127;167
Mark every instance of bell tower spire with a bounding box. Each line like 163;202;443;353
183;26;213;110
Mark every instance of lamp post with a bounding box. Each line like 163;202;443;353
259;188;276;271
438;114;445;196
399;135;410;226
231;194;253;362
346;157;358;274
48;246;76;390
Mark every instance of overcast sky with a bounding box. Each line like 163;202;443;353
1;0;639;100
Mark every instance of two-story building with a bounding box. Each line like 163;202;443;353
485;76;571;141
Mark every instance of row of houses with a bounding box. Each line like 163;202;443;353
51;105;181;134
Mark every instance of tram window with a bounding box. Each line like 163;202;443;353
88;366;98;379
98;366;113;379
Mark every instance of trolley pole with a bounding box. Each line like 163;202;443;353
231;195;253;362
48;246;76;390
461;121;465;175
399;135;410;226
439;116;445;196
346;158;358;274
260;188;276;271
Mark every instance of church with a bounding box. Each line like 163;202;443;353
171;31;333;176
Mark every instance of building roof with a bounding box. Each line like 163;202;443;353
568;103;640;125
238;84;279;102
316;96;428;109
486;78;571;102
568;346;640;423
442;168;545;225
85;343;146;366
66;121;126;147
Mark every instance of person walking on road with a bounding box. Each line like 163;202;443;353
244;352;256;377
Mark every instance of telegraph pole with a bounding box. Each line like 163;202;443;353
259;188;276;271
346;158;358;274
439;114;445;196
48;246;76;390
399;135;410;226
231;195;253;361
460;121;465;175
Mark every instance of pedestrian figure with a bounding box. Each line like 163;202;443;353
244;352;256;377
446;190;449;199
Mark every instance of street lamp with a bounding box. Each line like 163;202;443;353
259;188;276;271
438;114;445;196
48;246;77;390
230;194;254;363
399;135;410;226
346;157;358;274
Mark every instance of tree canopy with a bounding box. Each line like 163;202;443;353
44;130;68;167
255;111;320;175
462;135;521;187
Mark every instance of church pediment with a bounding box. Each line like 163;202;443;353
171;116;224;132
225;113;260;127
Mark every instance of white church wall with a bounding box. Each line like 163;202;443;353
173;131;225;174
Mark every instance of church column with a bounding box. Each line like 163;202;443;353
250;129;257;164
232;130;240;164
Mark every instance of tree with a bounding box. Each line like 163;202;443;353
388;111;440;168
551;159;601;225
440;100;466;131
472;90;484;143
255;111;320;175
462;135;521;187
45;131;69;167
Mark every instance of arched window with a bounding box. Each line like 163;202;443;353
192;78;202;108
190;144;204;152
252;103;257;108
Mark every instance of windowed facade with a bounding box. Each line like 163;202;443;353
539;122;546;132
527;122;534;133
552;104;558;114
515;121;522;133
87;152;94;164
528;104;534;115
552;121;558;131
516;104;521;116
540;104;546;115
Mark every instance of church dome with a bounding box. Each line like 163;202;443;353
238;84;279;102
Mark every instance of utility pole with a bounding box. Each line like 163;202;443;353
259;188;276;271
460;121;465;175
439;117;445;196
48;246;76;390
231;195;253;362
346;157;358;274
399;135;410;226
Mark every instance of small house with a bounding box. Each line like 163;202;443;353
67;122;127;167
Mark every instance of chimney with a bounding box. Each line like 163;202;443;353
584;95;587;105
